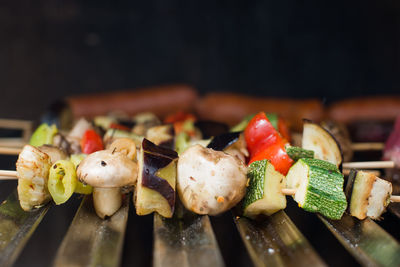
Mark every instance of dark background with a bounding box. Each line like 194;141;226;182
1;1;400;121
1;1;400;266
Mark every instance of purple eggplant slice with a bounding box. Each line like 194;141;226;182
136;139;178;218
207;132;240;151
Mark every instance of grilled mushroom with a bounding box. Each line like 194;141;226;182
177;145;247;215
77;149;138;218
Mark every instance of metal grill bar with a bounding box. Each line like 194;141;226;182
0;190;50;267
388;203;400;219
53;195;129;267
235;211;327;267
153;211;224;267
319;213;400;267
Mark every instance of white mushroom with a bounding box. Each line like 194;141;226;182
177;145;247;215
77;149;138;218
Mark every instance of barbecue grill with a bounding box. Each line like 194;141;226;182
0;104;399;267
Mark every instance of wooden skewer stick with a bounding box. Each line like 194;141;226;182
342;161;395;169
351;142;385;151
0;138;26;148
282;188;400;203
0;147;21;155
390;196;400;202
281;188;296;196
0;170;18;180
342;169;381;177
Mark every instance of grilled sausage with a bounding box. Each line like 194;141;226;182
328;96;400;124
66;84;198;120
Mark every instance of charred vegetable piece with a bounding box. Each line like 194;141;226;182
321;120;353;162
207;132;240;151
38;145;68;164
194;120;229;139
107;138;137;161
16;145;52;211
177;144;247;215
29;123;58;147
136;139;178;218
146;124;175;149
286;146;314;161
243;160;286;218
286;158;347;220
48;160;77;205
346;170;392;220
132;112;161;136
103;128;143;148
302;120;343;168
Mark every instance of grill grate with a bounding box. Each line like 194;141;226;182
1;120;400;267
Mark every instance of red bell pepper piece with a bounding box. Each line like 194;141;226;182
244;112;293;175
109;123;130;131
249;141;293;175
164;111;196;124
81;129;104;154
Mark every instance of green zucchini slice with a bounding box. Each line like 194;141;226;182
243;160;286;218
286;158;347;220
286;146;314;161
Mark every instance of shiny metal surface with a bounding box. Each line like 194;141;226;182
0;190;50;267
319;213;400;267
153;210;224;267
53;195;129;267
235;211;326;267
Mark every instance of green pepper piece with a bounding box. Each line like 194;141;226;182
29;123;58;147
48;160;77;205
175;132;190;155
230;114;255;132
69;154;93;194
265;113;279;131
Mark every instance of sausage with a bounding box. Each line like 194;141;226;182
65;84;198;120
328;96;400;124
195;93;324;131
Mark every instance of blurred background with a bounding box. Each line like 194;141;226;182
1;1;400;266
1;1;400;120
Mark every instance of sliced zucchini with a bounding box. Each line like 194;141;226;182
243;160;286;218
286;158;347;220
286;146;314;161
347;170;392;220
302;120;343;168
135;139;178;218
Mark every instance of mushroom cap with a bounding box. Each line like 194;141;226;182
177;145;247;215
77;150;138;188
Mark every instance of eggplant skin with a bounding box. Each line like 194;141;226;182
207;132;240;151
137;138;179;214
142;153;175;209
